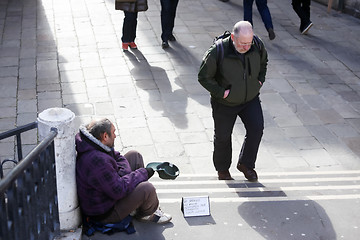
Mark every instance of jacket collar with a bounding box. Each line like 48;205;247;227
79;125;112;153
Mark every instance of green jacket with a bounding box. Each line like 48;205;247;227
198;36;268;106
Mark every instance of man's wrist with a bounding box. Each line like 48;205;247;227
145;168;155;179
223;89;230;98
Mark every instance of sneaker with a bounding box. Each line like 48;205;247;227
130;210;137;216
139;208;172;224
301;22;313;35
122;42;129;51
161;41;169;49
268;28;275;40
129;42;137;49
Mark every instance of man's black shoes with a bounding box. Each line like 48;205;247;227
169;35;176;41
301;21;313;34
268;28;275;40
162;41;169;49
162;35;175;49
218;170;234;180
237;164;258;182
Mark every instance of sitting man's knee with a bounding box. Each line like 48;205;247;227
137;181;156;194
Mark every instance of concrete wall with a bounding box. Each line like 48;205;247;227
38;108;81;231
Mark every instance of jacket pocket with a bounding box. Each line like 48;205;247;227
224;84;244;104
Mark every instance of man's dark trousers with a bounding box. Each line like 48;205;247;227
160;0;179;41
211;96;264;171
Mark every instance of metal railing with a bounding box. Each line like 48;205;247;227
0;122;38;178
0;123;60;240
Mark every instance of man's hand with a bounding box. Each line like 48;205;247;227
145;168;155;179
223;89;230;98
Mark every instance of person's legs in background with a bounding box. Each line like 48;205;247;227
292;0;306;29
255;0;275;40
243;0;255;25
244;0;275;40
122;11;138;51
301;0;311;21
168;0;178;41
160;0;179;48
301;0;312;33
292;0;313;34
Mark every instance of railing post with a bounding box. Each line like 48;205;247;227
37;108;80;230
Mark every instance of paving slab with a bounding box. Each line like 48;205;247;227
1;0;360;239
82;171;360;240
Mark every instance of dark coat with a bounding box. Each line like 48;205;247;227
115;0;148;12
75;125;148;216
198;36;268;106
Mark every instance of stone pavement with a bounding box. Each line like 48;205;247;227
1;0;360;239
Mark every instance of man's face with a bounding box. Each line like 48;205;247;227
231;33;253;54
103;124;116;148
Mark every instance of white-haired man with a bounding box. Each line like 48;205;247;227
198;21;268;181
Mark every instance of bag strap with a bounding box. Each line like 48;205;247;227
215;39;224;68
253;34;262;57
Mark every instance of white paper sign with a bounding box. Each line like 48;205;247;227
181;196;210;217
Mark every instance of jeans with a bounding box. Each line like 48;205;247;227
292;0;311;27
122;11;138;43
243;0;273;30
97;150;159;223
211;96;264;171
160;0;179;41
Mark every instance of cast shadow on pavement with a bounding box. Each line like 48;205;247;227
183;215;216;227
233;181;336;240
162;40;218;111
82;221;174;240
238;200;336;240
124;49;189;129
124;221;174;240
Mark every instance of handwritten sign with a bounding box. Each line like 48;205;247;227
181;196;210;217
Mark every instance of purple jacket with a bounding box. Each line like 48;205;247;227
75;125;148;216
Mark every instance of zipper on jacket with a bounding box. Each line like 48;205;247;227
243;70;247;102
247;58;251;77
